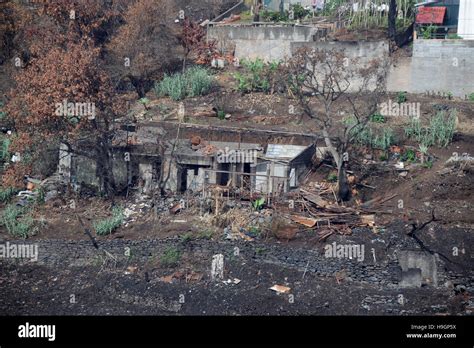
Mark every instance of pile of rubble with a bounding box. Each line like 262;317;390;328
201;207;273;241
286;185;397;242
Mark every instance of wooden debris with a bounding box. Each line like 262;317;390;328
335;269;347;284
301;189;330;208
191;105;216;118
124;266;138;275
360;214;376;227
169;202;183;214
291;214;317;227
360;193;397;209
269;285;291;294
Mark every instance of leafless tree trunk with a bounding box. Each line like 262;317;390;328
286;47;388;201
388;0;397;39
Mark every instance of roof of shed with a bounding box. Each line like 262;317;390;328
265;144;309;159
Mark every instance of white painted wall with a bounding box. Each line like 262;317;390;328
458;0;474;40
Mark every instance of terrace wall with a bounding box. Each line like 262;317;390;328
388;39;474;97
209;25;474;97
208;24;318;61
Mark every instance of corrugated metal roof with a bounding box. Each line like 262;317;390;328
265;144;308;159
416;6;447;24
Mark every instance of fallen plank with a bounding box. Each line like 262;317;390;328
290;214;318;227
301;189;330;208
269;285;291;294
361;193;397;208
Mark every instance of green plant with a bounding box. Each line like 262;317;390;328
447;33;462;39
468;93;474;102
255;247;266;256
418;144;429;155
156;73;187;101
423;160;433;168
234;59;281;94
345;115;394;150
138;97;150;105
261;10;288;22
160;246;181;267
198;229;215;240
247;226;260;237
180;232;193;244
252;197;265;211
397;91;407;103
290;4;312;20
155;66;213;101
379;154;387;161
323;0;346;16
420;25;436;39
373;128;395;150
240;10;253;21
217;110;226;120
327;173;338;182
404;117;423;139
407;110;457;148
0;101;6;121
186;66;213;97
428;110;456;147
93;206;124;236
370;113;385;123
1;204;36;238
0;136;10;161
401;149;416;162
35;187;45;204
0;187;17;203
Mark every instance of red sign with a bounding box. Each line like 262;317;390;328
416;7;446;24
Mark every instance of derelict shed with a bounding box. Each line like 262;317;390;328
255;143;315;194
163;140;263;193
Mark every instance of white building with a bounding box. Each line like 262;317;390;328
458;0;474;39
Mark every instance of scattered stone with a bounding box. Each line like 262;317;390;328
211;254;224;281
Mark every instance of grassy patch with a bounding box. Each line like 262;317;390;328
0;204;37;239
0;187;17;203
345;116;395;150
370;113;385;123
93;206;124;236
198;229;215;240
404;110;456;148
234;58;281;94
155;66;213;101
255;247;266;256
160;246;181;267
327;173;338;183
180;232;194;244
397;91;407;103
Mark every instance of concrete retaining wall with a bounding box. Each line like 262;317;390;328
292;40;390;92
208;24;317;61
209;25;474;96
388;39;474;97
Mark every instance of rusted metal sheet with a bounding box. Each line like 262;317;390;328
416;6;446;24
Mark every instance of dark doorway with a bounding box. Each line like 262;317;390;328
217;163;230;185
